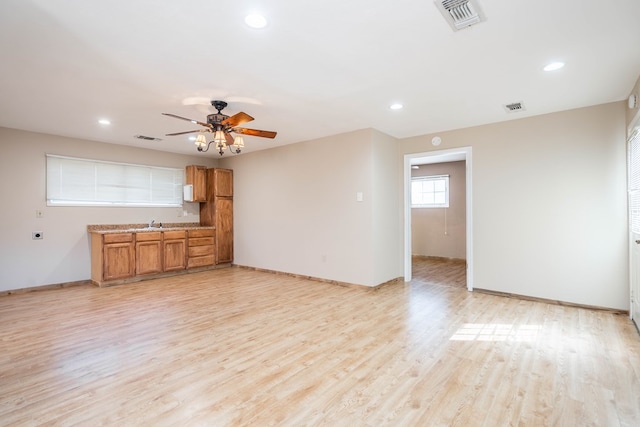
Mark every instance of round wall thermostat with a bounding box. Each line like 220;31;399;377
432;136;442;146
629;94;638;109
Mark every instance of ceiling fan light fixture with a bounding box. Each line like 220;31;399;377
163;100;277;155
195;133;207;148
216;141;227;155
213;130;226;143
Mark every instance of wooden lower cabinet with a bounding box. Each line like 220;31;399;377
94;233;135;282
91;228;207;286
187;229;215;268
164;230;186;271
136;232;163;275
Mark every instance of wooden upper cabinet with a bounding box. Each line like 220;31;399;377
213;168;233;197
185;165;208;202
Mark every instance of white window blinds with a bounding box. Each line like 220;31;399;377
46;155;184;207
628;129;640;233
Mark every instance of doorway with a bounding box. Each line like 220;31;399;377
628;125;640;327
403;147;473;290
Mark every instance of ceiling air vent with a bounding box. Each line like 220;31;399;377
435;0;486;31
503;102;526;113
134;134;162;141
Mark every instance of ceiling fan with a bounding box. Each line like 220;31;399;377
163;100;277;155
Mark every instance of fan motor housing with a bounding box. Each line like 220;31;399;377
207;113;229;126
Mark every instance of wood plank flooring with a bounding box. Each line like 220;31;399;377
1;261;640;426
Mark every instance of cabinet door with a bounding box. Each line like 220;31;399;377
136;240;163;275
186;165;207;202
103;242;134;281
214;168;233;197
216;198;233;264
164;239;186;271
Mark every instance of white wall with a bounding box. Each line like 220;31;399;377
0;127;216;292
1;101;630;310
400;102;629;310
371;130;402;284
220;129;401;287
411;161;466;259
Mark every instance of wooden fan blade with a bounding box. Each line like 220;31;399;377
222;112;254;128
166;129;204;136
224;132;234;146
162;113;210;128
233;127;277;139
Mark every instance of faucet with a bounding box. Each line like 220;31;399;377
148;219;155;228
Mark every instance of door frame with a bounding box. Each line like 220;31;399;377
403;146;473;291
628;111;640;322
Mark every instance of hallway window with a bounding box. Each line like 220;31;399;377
411;175;449;208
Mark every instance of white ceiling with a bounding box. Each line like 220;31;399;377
1;0;639;157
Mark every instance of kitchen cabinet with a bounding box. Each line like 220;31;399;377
187;229;215;268
215;198;233;264
91;233;135;282
213;168;233;197
186;165;207;202
164;230;186;271
200;168;233;265
136;232;163;275
90;227;210;286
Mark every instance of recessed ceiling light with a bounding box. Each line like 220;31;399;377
188;136;196;141
390;103;403;110
245;13;267;29
98;119;111;125
543;62;565;72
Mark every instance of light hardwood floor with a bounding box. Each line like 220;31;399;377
1;261;640;426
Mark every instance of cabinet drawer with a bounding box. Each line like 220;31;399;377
164;230;186;240
103;233;133;244
188;245;214;257
188;229;214;238
136;232;162;242
187;255;215;268
189;237;214;247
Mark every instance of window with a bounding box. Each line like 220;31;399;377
411;175;449;208
46;154;184;207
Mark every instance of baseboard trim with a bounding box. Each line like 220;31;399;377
1;264;234;295
412;255;466;263
0;280;92;297
92;263;232;287
233;264;403;290
474;288;629;315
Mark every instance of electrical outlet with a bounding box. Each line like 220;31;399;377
36;210;44;218
32;231;43;240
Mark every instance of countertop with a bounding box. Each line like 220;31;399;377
87;223;214;234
